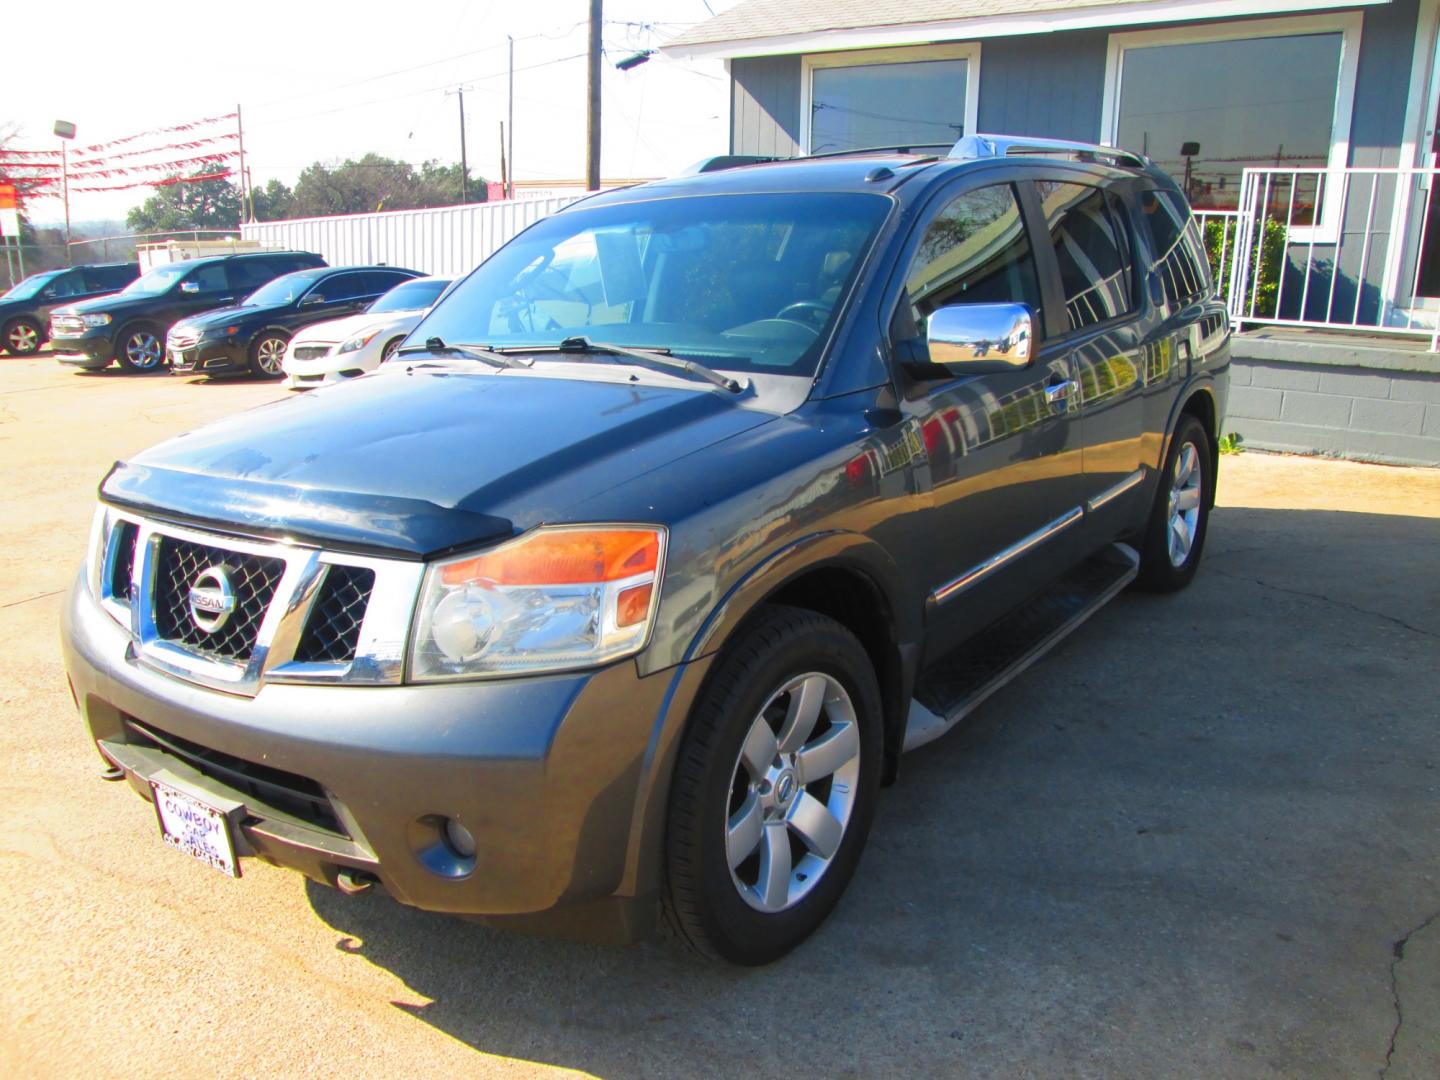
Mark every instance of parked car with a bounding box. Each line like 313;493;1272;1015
1;263;139;356
282;275;454;389
49;251;325;373
62;135;1229;965
167;266;423;380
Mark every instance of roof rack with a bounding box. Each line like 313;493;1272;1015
949;134;1148;169
677;154;785;175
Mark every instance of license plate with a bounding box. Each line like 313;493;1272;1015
169;348;193;368
149;776;240;877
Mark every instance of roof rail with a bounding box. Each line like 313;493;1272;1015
677;154;785;175
950;134;1148;169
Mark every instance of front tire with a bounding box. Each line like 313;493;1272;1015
664;605;882;965
1136;414;1213;592
3;317;43;356
249;332;289;379
116;323;165;373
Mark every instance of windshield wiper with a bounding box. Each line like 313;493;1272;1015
396;336;530;369
551;336;746;393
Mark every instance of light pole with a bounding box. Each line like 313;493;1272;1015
54;119;75;264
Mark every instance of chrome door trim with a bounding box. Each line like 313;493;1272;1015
1084;468;1145;513
930;506;1084;606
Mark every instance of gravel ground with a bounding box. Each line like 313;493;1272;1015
1;356;1437;1078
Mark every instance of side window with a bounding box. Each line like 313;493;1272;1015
226;259;277;293
315;273;367;302
363;271;410;296
1035;181;1135;331
186;264;228;293
1138;189;1211;306
903;183;1045;340
93;266;136;290
47;272;84;298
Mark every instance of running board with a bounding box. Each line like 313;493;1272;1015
902;543;1139;753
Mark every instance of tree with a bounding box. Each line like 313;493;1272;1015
250;178;295;222
126;171;242;233
289;155;482;218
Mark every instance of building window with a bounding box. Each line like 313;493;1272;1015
803;44;981;156
1102;14;1362;241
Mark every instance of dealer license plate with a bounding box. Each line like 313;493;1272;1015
149;777;240;877
168;347;194;369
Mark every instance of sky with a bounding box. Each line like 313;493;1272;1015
4;0;740;225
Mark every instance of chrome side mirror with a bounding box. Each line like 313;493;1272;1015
925;303;1033;374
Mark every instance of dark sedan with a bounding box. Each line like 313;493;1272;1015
167;265;422;378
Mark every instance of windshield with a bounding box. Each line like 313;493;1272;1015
409;192;891;376
369;278;451;314
244;270;326;307
121;264;190;297
1;270;64;302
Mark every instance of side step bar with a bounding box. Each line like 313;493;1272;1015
902;543;1139;753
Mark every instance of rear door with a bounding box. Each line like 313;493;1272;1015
893;175;1089;656
1028;172;1150;540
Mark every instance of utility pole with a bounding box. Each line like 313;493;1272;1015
586;0;602;190
507;35;515;199
499;122;509;199
54;120;76;264
236;104;252;223
458;89;469;202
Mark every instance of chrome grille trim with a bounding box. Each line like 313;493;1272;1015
94;510;421;696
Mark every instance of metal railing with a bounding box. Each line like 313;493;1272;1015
1223;165;1440;350
1192;210;1241;298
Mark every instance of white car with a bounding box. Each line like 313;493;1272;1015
282;275;452;389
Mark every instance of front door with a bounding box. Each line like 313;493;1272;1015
895;178;1088;657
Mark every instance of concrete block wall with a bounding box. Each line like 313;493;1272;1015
1227;335;1440;467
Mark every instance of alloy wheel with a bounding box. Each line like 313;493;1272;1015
7;323;39;353
1166;441;1203;567
725;672;861;913
256;336;287;375
125;331;162;369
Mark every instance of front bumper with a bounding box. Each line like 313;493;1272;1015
170;338;247;375
52;331;115;368
61;572;692;941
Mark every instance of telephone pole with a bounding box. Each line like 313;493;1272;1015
457;89;469;202
586;0;602;190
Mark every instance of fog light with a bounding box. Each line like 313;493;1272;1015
443;818;476;859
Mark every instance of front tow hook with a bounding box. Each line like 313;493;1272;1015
336;868;377;896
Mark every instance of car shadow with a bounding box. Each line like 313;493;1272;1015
304;505;1440;1077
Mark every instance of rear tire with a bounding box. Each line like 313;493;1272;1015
3;318;43;356
663;605;882;965
1136;414;1213;592
116;323;165;373
249;332;289;379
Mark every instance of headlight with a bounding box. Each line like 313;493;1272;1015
81;313;112;328
409;525;666;681
338;328;382;354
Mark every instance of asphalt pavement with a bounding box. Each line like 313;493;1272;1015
2;355;1437;1078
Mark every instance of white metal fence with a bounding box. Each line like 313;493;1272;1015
240;196;582;278
1221;165;1440;349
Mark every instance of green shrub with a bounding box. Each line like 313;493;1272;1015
1205;217;1287;318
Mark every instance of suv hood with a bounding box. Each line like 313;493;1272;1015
60;292;167;318
101;367;774;557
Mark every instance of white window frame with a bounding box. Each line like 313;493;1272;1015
1099;13;1364;243
800;43;982;157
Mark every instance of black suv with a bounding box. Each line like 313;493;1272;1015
167;265;422;379
1;263;139;355
50;250;324;373
63;136;1229;964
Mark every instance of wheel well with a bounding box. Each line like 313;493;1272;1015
766;566;906;784
1180;389;1219;506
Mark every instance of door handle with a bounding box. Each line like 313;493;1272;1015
1044;379;1079;411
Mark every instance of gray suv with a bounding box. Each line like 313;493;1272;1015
62;135;1229;964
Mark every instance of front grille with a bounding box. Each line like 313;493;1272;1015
109;520;138;604
153;537;285;662
52;315;84;334
295;565;375;663
292;345;331;361
125;717;346;836
168;330;199;349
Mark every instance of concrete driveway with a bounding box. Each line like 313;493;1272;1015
2;357;1437;1078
